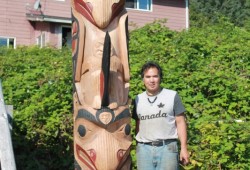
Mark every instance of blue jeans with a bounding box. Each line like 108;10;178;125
136;141;179;170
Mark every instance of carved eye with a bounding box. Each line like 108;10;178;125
78;125;86;137
124;124;131;136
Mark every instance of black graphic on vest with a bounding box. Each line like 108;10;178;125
158;102;164;108
138;110;168;120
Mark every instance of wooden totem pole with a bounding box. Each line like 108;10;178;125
71;0;131;169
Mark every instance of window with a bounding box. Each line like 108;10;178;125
0;37;15;48
62;26;72;48
36;33;45;48
125;0;152;11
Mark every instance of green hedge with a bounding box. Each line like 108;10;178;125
0;46;74;169
0;20;249;169
129;20;250;169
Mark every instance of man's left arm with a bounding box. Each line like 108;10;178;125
176;113;190;165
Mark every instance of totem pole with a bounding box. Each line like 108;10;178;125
71;0;131;169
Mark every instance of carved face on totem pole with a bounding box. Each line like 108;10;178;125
71;0;131;169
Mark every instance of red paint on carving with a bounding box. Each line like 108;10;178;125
89;149;96;162
71;22;78;53
72;21;78;34
100;71;104;100
111;2;125;22
76;144;97;170
117;149;125;161
74;0;96;26
72;39;76;51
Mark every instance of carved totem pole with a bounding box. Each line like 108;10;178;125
71;0;131;169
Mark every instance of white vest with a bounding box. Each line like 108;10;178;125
134;88;185;142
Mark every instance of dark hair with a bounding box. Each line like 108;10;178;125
140;61;163;79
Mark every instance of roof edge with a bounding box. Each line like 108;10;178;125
26;14;72;24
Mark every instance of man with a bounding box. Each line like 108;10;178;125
132;61;189;170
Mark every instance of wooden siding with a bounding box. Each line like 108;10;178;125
0;0;187;47
0;0;71;47
39;0;71;17
0;0;35;46
127;0;187;31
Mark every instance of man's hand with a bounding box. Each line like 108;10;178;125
180;148;190;165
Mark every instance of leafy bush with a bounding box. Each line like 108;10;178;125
189;0;250;30
0;46;74;170
128;20;250;169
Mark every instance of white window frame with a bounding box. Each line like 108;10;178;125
125;0;152;11
0;36;16;49
36;32;45;48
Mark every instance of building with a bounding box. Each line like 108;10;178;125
0;0;189;49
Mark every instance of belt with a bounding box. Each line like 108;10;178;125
137;139;177;146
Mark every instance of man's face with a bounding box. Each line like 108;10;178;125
143;67;161;95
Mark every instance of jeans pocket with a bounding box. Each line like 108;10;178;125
166;141;178;153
